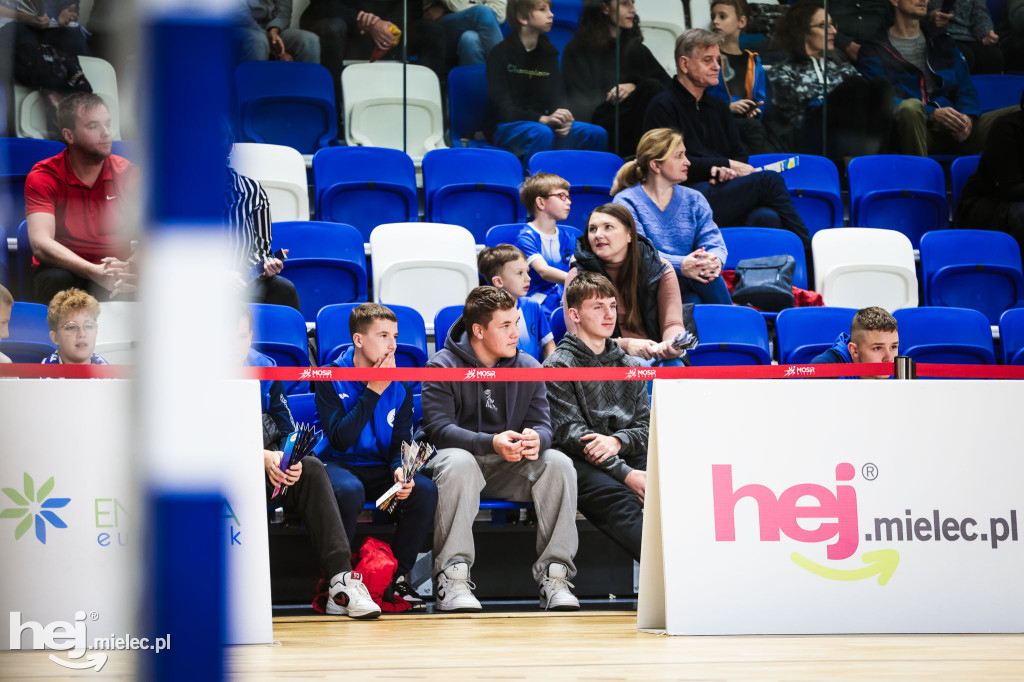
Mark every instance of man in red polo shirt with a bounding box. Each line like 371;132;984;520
25;93;138;305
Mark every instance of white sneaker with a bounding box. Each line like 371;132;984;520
435;562;483;612
327;571;381;619
539;563;579;611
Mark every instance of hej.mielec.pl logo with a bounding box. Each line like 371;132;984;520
2;473;70;544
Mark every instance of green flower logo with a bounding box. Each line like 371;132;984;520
1;473;70;544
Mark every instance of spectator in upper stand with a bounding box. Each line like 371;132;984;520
424;0;504;67
225;166;301;312
515;172;577;318
237;0;321;63
544;271;649;562
300;1;445;86
765;0;893;163
478;244;556;361
957;92;1024;263
857;0;1017;156
928;0;1003;73
707;0;778;155
561;0;670;157
564;203;689;364
313;302;437;612
811;306;899;379
829;0;894;62
421;285;580;613
0;1;90;59
0;284;13;364
485;0;607;160
25;93;137;306
41;287;107;366
642;29;810;256
611;128;731;305
1001;0;1024;72
239;304;381;619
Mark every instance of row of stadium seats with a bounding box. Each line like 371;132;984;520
4;220;1022;330
5;301;1022;385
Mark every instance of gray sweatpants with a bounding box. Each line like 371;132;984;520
427;448;579;584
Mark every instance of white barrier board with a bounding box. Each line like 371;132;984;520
0;380;272;651
639;380;1024;635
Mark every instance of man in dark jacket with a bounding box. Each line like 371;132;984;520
857;0;1016;155
811;306;899;379
484;0;606;159
239;305;380;619
421;286;580;612
642;29;809;254
544;272;649;562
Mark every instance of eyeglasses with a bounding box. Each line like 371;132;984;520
810;21;838;30
60;322;98;335
546;192;572;201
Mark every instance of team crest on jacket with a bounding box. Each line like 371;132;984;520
387;408;396;427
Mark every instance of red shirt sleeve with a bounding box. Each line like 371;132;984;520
23;162;60;217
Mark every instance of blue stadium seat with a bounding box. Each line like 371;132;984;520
550;307;567;344
919;230;1024;325
971;74;1024;113
775;306;857;365
998;308;1024;365
448;65;501;149
0;301;54;362
0;232;7;288
548;0;582;54
316;303;428;368
423;148;526;243
250;303;311;395
527;150;622;231
747;153;844;234
485;223;525;248
433;305;464;346
276;393;330;457
16;220;32;301
721;227;809;289
234;61;338;154
847;155;948;249
312;147;418;242
110;140;135;160
0;138;64;246
688;304;772;366
892;307;996;365
271;221;368;324
950;155;980;225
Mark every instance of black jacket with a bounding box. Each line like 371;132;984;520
561;35;669;123
642;77;748;183
485;32;566;137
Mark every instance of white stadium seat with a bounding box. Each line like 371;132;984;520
15;56;122;140
812;227;919;312
369;222;478;335
229;142;310;223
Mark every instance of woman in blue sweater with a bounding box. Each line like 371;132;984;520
611;128;731;305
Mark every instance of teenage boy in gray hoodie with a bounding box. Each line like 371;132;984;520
543;272;649;562
420;286;580;612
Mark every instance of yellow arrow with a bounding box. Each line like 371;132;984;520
791;549;900;585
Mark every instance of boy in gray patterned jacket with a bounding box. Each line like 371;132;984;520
543;271;649;561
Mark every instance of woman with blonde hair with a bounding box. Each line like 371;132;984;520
611;128;731;304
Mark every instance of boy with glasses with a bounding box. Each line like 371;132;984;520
515;172;577;317
42;288;108;366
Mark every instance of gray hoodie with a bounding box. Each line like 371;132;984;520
420;315;553;456
543;333;650;483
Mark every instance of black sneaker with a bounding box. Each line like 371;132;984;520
386;575;427;611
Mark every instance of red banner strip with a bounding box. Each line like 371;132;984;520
3;362;1024;381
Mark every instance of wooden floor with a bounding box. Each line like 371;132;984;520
3;611;1023;681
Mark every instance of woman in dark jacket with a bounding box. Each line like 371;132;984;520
957;97;1024;262
764;0;891;163
561;0;669;157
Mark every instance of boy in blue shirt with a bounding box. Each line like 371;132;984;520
478;244;555;361
811;307;899;379
515;172;578;318
314;303;438;610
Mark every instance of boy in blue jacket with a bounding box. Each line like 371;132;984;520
478;244;555;361
421;286;579;612
314;303;438;610
811;306;899;379
515;172;577;317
